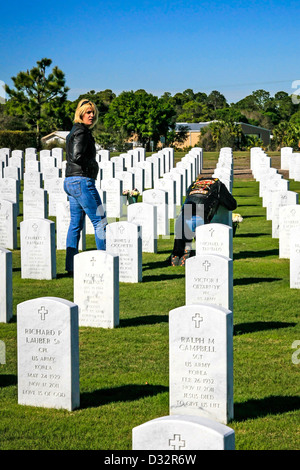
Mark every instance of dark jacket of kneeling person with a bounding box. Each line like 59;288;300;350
184;177;237;223
170;177;237;265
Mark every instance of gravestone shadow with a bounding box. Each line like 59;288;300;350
0;374;17;387
234;321;296;335
233;277;281;286
236;233;269;238
234;395;300;421
80;384;168;409
233;248;279;260
143;259;172;270
120;314;168;328
142;273;185;282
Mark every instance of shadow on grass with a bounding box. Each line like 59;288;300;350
120;314;168;328
143;259;171;270
235;233;269;238
233;193;257;199
236;204;261;207
56;272;73;279
0;374;17;387
234;277;281;286
80;383;168;409
233;249;279;260
234;321;296;335
142;273;185;282
234;395;300;422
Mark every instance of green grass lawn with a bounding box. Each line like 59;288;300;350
0;153;299;450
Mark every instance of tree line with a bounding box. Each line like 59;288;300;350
1;58;300;151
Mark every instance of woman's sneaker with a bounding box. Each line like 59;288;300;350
170;254;180;266
179;249;191;266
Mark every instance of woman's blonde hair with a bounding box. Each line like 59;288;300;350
74;99;98;128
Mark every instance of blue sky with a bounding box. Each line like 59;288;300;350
0;0;299;104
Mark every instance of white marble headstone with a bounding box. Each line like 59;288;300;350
46;177;66;216
56;201;85;251
163;171;183;207
169;303;233;424
127;202;157;253
137;160;153;189
17;297;79;411
154;178;176;219
185;254;233;312
196;223;232;259
271;191;298;238
290;228;300;288
281;147;293;170
51;148;64;169
0;199;17;249
23;171;43;190
142;189;169;236
23;188;48;220
20;218;56;279
279;205;300;258
0;177;19;213
106;221;142;283
0;247;13;323
132;415;235;450
74;250;119;328
4;165;20;181
25;160;40;172
101;178;123;218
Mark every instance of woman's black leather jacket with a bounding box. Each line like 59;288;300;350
65;123;99;179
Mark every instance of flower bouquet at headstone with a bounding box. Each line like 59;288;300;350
232;213;243;236
123;189;140;205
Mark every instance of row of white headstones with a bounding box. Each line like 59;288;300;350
0;146;236;450
251;146;300;288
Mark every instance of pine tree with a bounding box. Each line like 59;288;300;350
5;58;69;148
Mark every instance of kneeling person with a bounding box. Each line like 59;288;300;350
170;176;237;266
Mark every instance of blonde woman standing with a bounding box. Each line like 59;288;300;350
64;99;107;275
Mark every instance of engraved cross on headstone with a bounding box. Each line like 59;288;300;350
90;257;96;267
202;260;211;271
192;312;203;328
169;434;186;450
38;306;48;321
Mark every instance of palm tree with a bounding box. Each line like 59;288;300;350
209;121;226;149
245;135;264;150
272;122;289;149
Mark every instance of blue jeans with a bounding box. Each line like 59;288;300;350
172;203;204;256
64;177;107;272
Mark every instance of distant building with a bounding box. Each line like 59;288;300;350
237;122;271;146
175;121;271;148
41;131;69;146
42;130;102;151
